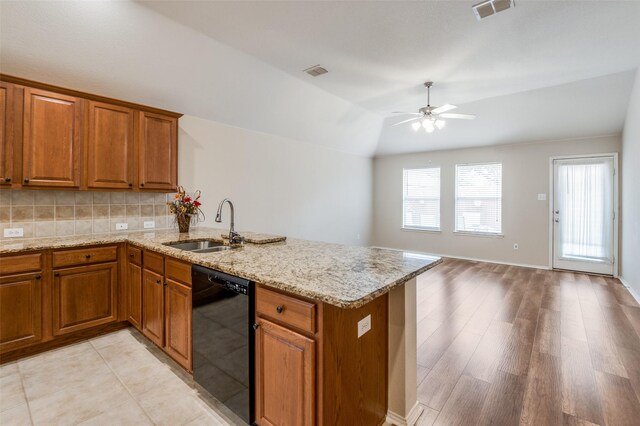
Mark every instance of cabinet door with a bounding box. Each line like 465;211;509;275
52;263;118;336
164;278;191;371
87;101;134;189
138;111;177;190
0;273;43;353
0;81;15;186
126;261;143;330
22;88;81;187
255;319;315;426
142;268;164;346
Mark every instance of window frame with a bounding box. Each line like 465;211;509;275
454;162;504;236
402;167;442;232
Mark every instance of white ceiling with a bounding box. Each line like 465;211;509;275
143;0;640;113
1;1;639;156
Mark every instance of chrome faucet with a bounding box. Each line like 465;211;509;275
215;198;243;246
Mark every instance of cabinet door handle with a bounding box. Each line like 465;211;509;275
54;272;60;277
23;178;29;183
253;323;260;331
156;279;162;284
4;177;10;183
276;305;284;314
35;275;41;280
140;183;145;187
129;253;134;258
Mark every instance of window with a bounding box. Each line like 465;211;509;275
403;168;440;230
455;163;502;234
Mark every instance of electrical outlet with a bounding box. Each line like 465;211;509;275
143;221;155;229
115;223;128;230
3;228;24;238
537;193;547;201
358;314;372;338
514;243;519;250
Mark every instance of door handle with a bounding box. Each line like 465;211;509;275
555;218;559;223
554;210;560;214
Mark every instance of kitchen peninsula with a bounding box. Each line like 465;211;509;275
0;227;441;425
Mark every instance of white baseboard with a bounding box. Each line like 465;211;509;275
372;246;550;271
619;276;640;304
386;402;423;426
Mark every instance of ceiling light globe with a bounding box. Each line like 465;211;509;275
411;121;421;131
435;120;445;129
422;120;434;131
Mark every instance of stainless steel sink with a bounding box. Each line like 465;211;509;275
162;239;231;253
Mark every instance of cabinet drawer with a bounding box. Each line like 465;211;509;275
127;246;142;266
53;245;117;268
144;251;164;274
0;253;42;275
166;257;191;286
256;286;316;334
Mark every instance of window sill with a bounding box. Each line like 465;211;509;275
453;231;504;238
401;227;442;234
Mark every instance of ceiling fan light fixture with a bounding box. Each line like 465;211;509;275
422;120;434;132
435;119;446;129
411;121;421;131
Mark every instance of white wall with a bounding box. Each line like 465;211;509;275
621;68;640;296
179;116;372;246
372;136;622;268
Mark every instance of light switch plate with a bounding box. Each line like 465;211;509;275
115;223;128;230
537;193;547;201
3;228;24;238
358;314;372;338
143;221;155;229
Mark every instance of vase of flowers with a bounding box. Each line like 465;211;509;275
168;186;204;233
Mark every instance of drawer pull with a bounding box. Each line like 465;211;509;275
85;254;91;259
130;253;134;258
23;178;29;183
4;177;11;182
35;275;41;280
276;305;284;314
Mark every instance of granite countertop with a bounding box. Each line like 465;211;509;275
0;227;442;308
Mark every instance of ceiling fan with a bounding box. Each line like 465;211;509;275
392;82;476;133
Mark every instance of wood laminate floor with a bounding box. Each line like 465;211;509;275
414;258;640;426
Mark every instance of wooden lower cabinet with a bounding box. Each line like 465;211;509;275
52;262;118;336
126;261;143;330
0;272;43;352
164;278;191;370
254;286;389;426
142;268;164;346
255;319;315;426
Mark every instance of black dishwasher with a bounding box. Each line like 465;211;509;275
192;265;254;425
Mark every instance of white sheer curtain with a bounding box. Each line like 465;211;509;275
557;157;613;262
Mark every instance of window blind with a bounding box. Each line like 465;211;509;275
455;163;502;234
403;168;441;230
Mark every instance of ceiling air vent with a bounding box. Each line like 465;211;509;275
472;0;515;20
303;65;328;77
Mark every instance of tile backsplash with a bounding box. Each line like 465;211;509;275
0;190;176;239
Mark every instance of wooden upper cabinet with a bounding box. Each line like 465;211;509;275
0;82;14;186
138;111;177;191
22;88;82;188
86;101;135;189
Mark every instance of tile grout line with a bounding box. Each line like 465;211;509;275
15;362;36;426
88;337;158;426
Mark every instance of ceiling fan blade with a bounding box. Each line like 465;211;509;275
439;113;476;120
431;104;457;114
391;112;422;115
392;116;422;126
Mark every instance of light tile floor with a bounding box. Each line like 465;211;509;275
0;329;242;426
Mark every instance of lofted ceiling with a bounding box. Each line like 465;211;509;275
143;0;640;112
1;1;639;156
